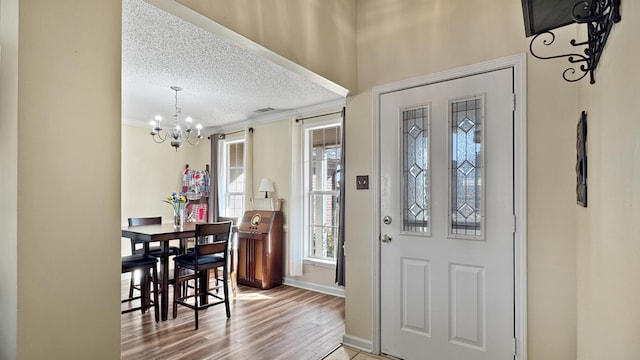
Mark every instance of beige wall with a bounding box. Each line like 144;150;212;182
352;1;578;359
121;124;210;226
576;1;640;359
121;124;210;256
125;116;343;289
152;0;581;358
525;27;579;358
5;1;636;358
250;120;291;213
176;0;357;92
0;0;19;357
5;0;122;359
230;116;344;291
341;90;375;341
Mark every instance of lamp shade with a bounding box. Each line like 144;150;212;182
258;178;275;193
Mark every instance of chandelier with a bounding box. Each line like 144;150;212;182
150;86;203;150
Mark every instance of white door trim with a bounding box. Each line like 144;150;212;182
370;53;527;359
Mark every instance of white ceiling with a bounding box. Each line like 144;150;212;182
122;0;346;132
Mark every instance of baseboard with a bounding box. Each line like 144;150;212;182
342;334;373;353
282;277;345;298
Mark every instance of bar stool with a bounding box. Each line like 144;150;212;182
121;254;160;322
173;221;232;329
127;216;181;299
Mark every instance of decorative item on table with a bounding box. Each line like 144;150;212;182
163;192;188;228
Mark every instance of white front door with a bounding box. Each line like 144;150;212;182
380;68;514;359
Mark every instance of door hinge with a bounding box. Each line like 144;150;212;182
513;337;517;356
512;93;516;111
513;215;517;233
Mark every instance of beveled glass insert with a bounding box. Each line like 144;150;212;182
402;106;430;233
450;98;483;237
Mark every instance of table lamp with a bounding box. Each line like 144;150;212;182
258;178;275;198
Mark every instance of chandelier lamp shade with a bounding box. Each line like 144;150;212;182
150;86;203;150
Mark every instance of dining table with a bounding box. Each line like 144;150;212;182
122;222;196;321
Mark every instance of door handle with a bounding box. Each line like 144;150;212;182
381;234;392;243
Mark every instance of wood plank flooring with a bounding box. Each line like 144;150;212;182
121;280;345;360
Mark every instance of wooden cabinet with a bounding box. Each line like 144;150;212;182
236;210;283;289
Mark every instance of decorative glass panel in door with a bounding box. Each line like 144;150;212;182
402;105;431;235
449;97;484;239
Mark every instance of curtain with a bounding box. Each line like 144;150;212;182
335;107;346;286
288;118;304;276
243;127;254;212
210;133;222;222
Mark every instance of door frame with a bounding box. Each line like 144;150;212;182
371;53;527;359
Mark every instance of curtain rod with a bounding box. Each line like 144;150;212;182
295;110;343;123
214;127;253;139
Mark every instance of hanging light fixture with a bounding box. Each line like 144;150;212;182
150;86;203;150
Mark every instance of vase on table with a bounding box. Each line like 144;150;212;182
174;208;184;229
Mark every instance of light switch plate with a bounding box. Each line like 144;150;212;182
356;175;369;190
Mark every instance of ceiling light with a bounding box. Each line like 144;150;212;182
150;86;203;150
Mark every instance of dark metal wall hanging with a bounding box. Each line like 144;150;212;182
576;111;587;207
527;0;621;84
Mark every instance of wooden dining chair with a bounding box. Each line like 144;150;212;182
172;221;232;329
127;216;180;299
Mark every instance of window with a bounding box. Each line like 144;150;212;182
303;122;342;262
219;138;245;218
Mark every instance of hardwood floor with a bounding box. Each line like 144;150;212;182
121;280;345;360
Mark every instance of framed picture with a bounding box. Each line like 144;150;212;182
576;111;587;207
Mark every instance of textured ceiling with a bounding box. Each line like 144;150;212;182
122;0;345;131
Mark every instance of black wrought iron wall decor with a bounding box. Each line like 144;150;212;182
576;111;587;207
529;0;621;84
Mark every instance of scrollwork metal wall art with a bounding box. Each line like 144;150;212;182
529;0;621;84
576;111;587;207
